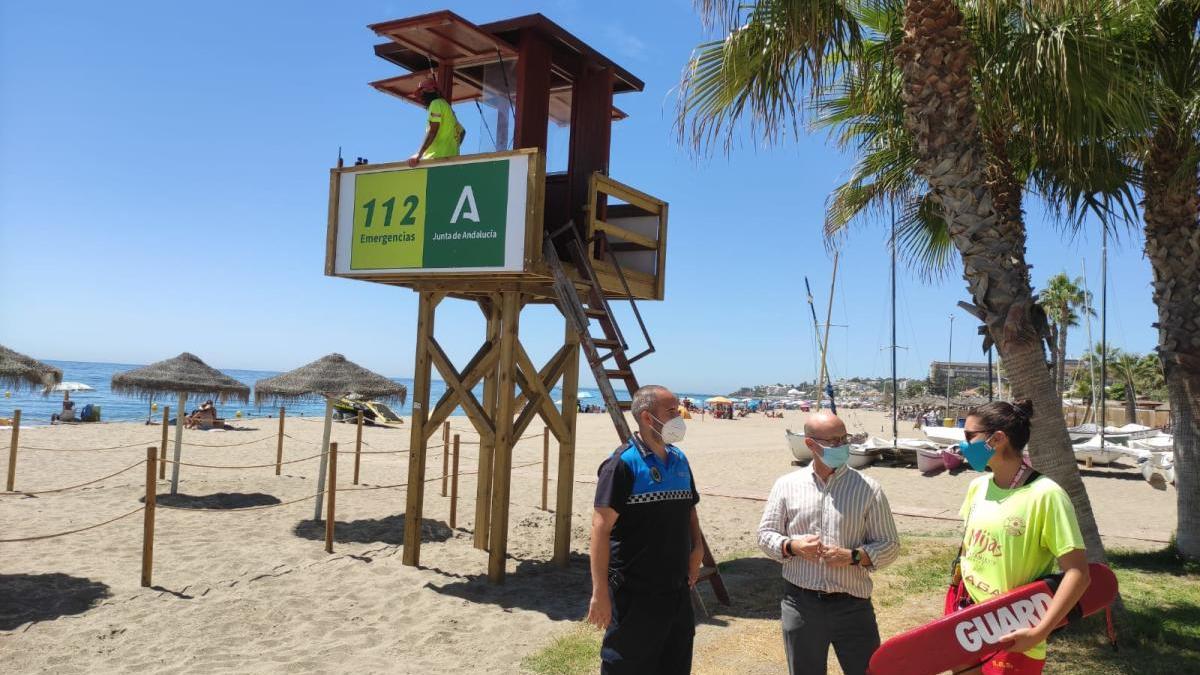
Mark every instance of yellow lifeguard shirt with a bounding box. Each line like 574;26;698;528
423;98;462;159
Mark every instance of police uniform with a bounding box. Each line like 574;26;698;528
594;436;700;674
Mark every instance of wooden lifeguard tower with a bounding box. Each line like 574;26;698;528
324;11;676;584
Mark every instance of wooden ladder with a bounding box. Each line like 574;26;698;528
544;228;731;611
544;230;648;442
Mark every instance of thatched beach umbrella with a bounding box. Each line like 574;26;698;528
254;353;406;520
0;345;62;395
112;353;250;494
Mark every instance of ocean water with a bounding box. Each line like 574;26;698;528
2;360;717;426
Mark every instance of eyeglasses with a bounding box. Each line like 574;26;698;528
964;429;993;442
810;434;850;447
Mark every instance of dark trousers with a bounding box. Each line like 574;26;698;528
781;584;880;675
601;585;694;674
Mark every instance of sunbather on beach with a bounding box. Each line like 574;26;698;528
186;400;217;429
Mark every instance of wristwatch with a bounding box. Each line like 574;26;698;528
850;548;861;566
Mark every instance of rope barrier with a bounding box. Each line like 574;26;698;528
19;439;158;452
182;434;277;448
159;451;327;470
0;505;146;543
0;459;148;496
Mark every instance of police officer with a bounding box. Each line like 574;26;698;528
588;385;703;674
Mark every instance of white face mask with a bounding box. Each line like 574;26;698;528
650;414;687;444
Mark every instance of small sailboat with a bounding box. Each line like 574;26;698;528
1140;452;1175;489
1074;434;1148;465
786;429;811;462
941;447;966;470
922;425;966;445
917;447;946;474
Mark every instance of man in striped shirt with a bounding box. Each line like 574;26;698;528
758;411;901;675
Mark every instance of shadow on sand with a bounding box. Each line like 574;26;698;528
0;573;111;630
292;514;452;546
143;492;282;510
424;553;783;626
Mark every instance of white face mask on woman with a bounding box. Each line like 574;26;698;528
649;414;687;444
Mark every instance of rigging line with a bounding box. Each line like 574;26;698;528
494;48;517;138
473;99;498;150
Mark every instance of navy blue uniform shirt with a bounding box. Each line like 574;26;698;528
594;437;700;592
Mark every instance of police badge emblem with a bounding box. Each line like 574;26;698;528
650;466;662;482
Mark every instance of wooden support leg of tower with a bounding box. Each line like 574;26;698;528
487;292;521;582
553;320;581;566
475;297;501;551
402;292;442;567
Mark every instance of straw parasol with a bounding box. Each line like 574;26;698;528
112;353;250;494
112;352;249;404
254;353;406;520
0;345;63;395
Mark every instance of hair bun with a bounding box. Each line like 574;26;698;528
1013;399;1034;419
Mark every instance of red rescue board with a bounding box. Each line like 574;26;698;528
868;563;1117;675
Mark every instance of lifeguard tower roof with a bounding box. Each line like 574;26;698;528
368;11;642;123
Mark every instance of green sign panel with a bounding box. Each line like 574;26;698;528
349;159;511;271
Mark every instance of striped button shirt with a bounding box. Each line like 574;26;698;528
757;464;901;598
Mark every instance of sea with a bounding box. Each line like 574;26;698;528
3;360;719;426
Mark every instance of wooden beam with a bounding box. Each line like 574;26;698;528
512;343;570;441
594;220;658;250
553;322;582;566
402;292;442;567
487;292;521;582
428;337;498;441
512;343;571;420
325;168;341;276
425;338;499;440
594;173;665;215
513;29;551;151
474;297;502;551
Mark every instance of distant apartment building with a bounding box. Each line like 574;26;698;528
927;358;1079;395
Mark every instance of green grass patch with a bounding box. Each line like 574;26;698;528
874;537;958;608
1052;545;1200;674
521;625;601;675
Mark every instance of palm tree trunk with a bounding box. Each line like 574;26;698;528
1142;115;1200;559
897;0;1105;561
1124;381;1137;425
1048;322;1062;395
1057;303;1069;395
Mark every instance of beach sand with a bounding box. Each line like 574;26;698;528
0;410;1175;673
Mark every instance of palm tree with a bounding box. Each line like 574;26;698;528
677;0;1146;561
1040;273;1094;397
1139;1;1200;559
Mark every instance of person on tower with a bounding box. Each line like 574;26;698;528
407;77;464;167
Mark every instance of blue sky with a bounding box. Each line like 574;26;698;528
0;0;1159;393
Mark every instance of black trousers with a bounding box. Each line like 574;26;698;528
781;583;880;675
601;585;695;674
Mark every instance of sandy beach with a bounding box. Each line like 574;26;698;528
0;410;1175;673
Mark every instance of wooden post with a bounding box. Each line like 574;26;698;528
353;410;364;485
314;398;334;521
141;446;157;587
553;320;581;566
488;292;521;583
441;420;450;497
475;298;502;551
325;442;338;553
542;426;550;511
403;292;440;567
6;409;20;492
159;407;169;479
170;392;185;495
275;406;286;476
450;434;460;528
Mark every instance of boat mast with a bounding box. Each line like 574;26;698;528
803;276;823;404
1081;259;1098;422
1099;225;1108;449
890;203;899;446
945;314;955;416
816;251;840;411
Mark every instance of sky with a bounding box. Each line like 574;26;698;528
0;0;1160;394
